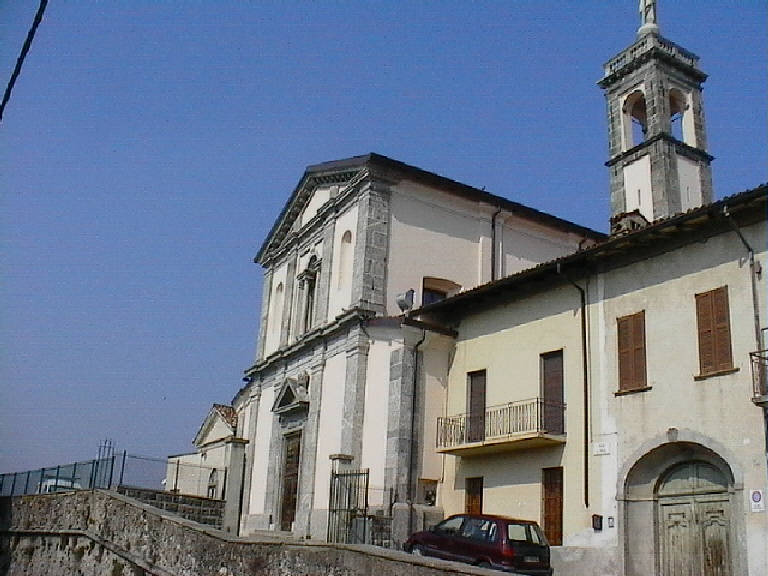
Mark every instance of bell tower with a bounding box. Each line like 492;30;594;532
599;1;713;234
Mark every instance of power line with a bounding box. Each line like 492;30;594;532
0;0;49;125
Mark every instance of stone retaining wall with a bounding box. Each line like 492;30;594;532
0;491;498;576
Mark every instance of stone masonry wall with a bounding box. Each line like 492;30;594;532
1;491;500;576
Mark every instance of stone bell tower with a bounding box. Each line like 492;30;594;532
599;0;713;234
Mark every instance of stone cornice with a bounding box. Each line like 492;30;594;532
606;132;714;167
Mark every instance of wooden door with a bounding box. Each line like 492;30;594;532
465;477;483;515
541;351;564;434
542;467;563;545
280;432;301;531
661;502;696;576
697;498;731;576
467;371;486;443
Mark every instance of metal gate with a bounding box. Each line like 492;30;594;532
327;466;369;543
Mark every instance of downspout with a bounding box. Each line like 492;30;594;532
491;208;503;281
407;330;427;539
557;262;590;508
723;207;767;478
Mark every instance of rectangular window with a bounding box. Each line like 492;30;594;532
465;477;483;515
695;286;733;375
617;311;647;391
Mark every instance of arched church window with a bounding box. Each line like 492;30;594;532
337;230;352;289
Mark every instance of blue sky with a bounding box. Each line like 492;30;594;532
1;1;766;472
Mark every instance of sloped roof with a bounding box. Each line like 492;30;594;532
193;403;238;447
255;153;607;265
410;183;767;321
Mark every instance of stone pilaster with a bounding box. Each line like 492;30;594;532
239;382;262;526
384;327;423;505
257;269;273;361
351;182;389;315
222;437;248;534
294;355;326;539
281;251;297;347
340;330;370;463
313;223;335;325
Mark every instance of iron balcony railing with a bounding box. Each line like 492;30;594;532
750;350;768;402
436;397;566;450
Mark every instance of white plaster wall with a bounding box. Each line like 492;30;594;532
167;444;227;497
199;418;233;445
326;205;359;321
301;186;331;227
248;385;275;515
420;336;452;483
677;155;703;212
361;337;396;507
313;350;346;509
387;183;486;313
263;262;288;357
500;214;584;278
623;155;653;220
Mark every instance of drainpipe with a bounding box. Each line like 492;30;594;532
723;207;767;479
557;262;590;508
491;207;503;281
407;330;427;538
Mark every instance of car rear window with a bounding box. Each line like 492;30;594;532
506;523;543;544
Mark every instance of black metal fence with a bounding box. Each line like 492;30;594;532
0;452;225;501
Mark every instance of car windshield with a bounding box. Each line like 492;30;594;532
506;522;544;544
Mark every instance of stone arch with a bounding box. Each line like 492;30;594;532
619;431;745;576
622;89;648;149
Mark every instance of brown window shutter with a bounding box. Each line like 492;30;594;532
617;316;633;390
696;287;732;375
632;312;646;388
696;291;715;374
712;286;733;371
617;311;646;391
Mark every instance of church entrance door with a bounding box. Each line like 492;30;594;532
280;431;302;531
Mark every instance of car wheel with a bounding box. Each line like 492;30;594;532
411;545;424;556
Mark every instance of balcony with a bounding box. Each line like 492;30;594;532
436;398;566;456
750;350;768;407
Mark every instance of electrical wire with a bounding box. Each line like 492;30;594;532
0;0;49;124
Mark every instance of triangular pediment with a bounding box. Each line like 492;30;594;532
193;404;237;447
272;374;310;414
255;156;372;264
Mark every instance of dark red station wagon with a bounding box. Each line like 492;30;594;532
404;513;553;575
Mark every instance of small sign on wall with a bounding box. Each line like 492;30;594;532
750;489;765;512
592;441;610;456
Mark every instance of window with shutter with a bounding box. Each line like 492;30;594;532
695;286;733;375
617;311;646;391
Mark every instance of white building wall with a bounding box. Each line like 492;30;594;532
360;337;396;507
326;205;359;321
387;183;487;312
301;186;332;227
677;155;703;212
248;385;275;515
263;263;288;357
313;351;346;509
622;155;653;220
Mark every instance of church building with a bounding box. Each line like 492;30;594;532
180;3;767;575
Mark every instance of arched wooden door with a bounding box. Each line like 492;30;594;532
657;461;731;576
